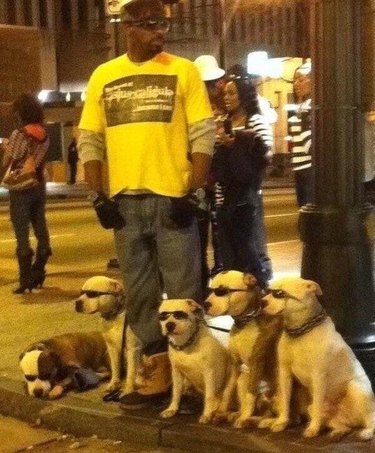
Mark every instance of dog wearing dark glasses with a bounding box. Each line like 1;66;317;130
75;276;141;398
203;270;282;428
260;277;375;440
158;298;236;424
19;332;110;399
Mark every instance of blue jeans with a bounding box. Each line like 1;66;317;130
216;199;266;286
9;185;50;257
114;195;202;348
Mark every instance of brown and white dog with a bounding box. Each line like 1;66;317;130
203;270;282;428
261;276;375;440
75;276;141;396
19;332;110;399
158;298;235;424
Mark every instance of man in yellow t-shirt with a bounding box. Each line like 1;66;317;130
78;0;215;410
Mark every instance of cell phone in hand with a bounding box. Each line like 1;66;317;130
223;119;233;136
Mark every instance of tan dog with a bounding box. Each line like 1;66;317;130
158;298;235;424
261;277;375;440
203;270;282;428
19;332;110;399
75;276;141;396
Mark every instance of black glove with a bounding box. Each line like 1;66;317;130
169;189;208;228
92;193;125;230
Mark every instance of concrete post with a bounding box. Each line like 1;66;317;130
299;0;375;386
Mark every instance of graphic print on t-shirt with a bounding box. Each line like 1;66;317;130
103;74;177;127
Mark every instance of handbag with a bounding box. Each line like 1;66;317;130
1;152;39;191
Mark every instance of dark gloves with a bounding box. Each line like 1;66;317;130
170;189;208;228
92;193;125;230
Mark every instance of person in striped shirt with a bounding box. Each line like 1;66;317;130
212;75;273;288
289;60;312;207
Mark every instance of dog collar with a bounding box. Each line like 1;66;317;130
168;319;206;351
102;294;126;321
285;307;327;337
232;305;262;329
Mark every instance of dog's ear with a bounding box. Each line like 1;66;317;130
306;280;323;296
21;342;47;359
110;280;124;295
243;273;258;288
186;299;205;319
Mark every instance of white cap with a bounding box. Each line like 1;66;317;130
120;0;139;7
194;55;225;82
296;58;312;75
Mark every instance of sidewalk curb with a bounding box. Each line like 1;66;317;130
0;377;371;452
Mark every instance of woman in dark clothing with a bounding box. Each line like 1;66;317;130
1;93;51;293
212;76;273;288
67;137;79;185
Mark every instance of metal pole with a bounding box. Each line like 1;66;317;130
113;17;120;57
300;0;375;386
218;0;226;69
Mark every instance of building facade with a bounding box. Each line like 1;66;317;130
0;0;309;180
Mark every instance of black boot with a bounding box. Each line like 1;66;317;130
31;249;52;289
13;252;34;294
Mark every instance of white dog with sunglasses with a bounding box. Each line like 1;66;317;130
261;277;375;440
203;271;283;428
158;298;236;424
75;276;141;398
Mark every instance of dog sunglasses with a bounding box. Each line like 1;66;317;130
80;290;119;298
207;286;248;297
24;370;56;382
158;311;190;321
266;288;303;302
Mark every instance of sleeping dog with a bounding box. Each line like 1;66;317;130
159;298;235;424
19;332;110;399
203;270;282;428
75;276;141;398
261;277;375;440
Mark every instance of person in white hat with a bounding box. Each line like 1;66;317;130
78;0;215;410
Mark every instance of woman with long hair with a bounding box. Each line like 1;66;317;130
1;93;51;293
212;75;273;288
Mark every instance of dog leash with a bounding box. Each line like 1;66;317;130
206;324;230;333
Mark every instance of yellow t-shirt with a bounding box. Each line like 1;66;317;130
79;52;213;197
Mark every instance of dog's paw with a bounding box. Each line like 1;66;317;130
303;423;320;438
233;416;252;429
258;417;276;429
105;380;121;393
160;408;177;419
103;390;121;402
212;412;230;425
227;411;240;424
198;413;213;424
48;385;64;399
270;418;288;433
358;428;373;441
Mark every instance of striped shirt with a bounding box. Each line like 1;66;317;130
7;128;49;169
288;99;312;171
213;113;272;207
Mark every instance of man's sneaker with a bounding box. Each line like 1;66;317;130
119;390;170;410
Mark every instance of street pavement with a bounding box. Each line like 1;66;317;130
0;177;373;452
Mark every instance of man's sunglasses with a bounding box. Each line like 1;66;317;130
158;311;189;321
207;286;248;297
80;290;119;299
122;18;170;32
